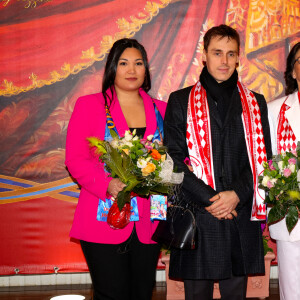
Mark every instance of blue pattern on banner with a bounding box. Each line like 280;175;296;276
60;191;80;198
0;178;32;188
0;182;77;201
0;188;13;192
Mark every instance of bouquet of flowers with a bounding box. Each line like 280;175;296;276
259;142;300;233
88;129;183;228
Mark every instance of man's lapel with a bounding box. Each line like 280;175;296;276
223;87;242;128
206;94;222;128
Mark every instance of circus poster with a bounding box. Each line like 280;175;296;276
0;0;299;274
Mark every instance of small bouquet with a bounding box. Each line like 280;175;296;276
88;129;183;228
258;142;300;233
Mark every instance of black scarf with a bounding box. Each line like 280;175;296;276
200;66;238;123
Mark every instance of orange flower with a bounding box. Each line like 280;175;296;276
122;148;129;155
142;162;156;176
150;149;161;161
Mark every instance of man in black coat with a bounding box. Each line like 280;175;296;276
164;25;272;300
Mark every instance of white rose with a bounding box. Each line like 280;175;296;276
278;161;284;172
289;164;295;173
262;175;270;187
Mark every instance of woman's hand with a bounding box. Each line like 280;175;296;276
107;178;126;199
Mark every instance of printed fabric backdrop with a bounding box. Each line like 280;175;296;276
0;0;299;275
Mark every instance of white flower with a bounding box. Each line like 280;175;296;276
125;141;133;148
297;170;300;189
288;164;296;173
133;136;139;141
271;178;278;185
278;161;284;172
147;134;154;141
110;139;119;149
262;175;270;187
137;158;148;169
124;130;133;141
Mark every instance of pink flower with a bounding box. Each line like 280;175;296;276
267;180;274;188
268;160;276;170
291;150;297;157
184;157;191;166
145;143;153;150
283;168;292;177
288;158;297;165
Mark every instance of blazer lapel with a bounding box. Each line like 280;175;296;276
285;92;300;141
109;91;129;137
108;88;157;139
140;89;157;139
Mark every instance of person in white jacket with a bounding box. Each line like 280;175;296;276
268;41;300;300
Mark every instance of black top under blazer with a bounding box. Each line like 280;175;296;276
164;85;272;280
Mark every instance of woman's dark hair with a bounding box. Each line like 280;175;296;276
204;24;240;55
102;38;151;105
284;42;300;95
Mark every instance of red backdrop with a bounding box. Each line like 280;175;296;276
0;0;299;275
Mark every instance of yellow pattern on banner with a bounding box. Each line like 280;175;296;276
1;0;172;97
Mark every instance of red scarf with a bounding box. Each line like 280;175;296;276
186;81;268;220
277;92;300;153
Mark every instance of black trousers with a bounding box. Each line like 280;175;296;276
184;275;248;300
80;227;161;300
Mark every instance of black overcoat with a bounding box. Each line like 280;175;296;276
164;85;272;280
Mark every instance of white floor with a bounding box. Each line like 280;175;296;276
0;266;278;287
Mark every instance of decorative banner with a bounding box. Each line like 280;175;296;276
0;0;299;274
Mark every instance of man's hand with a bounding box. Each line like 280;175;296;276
205;191;240;220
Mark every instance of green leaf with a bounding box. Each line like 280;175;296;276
133;185;151;196
87;137;107;154
149;184;170;194
116;189;131;211
269;190;274;202
285;206;299;233
267;205;286;225
262;235;273;256
109;129;119;139
105;145;135;184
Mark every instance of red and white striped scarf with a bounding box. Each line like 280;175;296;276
277;92;300;153
186;81;267;220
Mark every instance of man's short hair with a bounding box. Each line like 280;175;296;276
204;24;240;55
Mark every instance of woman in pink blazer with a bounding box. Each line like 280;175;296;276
65;39;167;300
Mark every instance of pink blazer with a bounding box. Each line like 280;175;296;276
66;88;167;244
